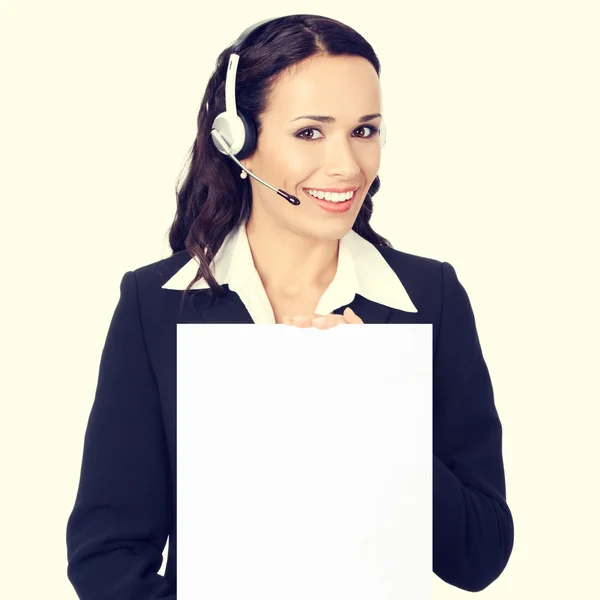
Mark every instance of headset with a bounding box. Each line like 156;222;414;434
209;16;387;206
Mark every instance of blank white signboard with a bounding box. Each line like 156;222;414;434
178;324;432;600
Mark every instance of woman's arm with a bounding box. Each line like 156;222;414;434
66;271;176;600
432;262;514;592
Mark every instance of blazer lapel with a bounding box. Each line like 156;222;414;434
176;286;255;324
340;293;395;324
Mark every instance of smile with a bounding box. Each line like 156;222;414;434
303;188;357;203
302;187;358;213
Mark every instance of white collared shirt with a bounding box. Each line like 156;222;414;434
162;222;417;323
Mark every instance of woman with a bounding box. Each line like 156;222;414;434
66;14;513;599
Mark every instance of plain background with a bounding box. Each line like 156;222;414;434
1;1;598;598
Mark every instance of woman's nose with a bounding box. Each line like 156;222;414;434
323;138;361;179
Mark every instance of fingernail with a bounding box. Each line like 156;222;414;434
292;315;304;322
313;316;325;326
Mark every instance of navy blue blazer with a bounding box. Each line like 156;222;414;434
66;245;514;599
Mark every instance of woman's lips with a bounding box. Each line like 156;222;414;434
303;189;357;213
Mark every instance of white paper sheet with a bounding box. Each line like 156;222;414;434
178;324;432;600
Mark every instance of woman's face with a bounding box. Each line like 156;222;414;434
244;54;383;241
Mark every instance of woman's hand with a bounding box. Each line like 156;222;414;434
282;307;364;329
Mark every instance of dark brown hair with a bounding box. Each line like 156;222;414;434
168;14;392;306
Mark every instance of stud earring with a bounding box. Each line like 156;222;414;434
240;169;248;179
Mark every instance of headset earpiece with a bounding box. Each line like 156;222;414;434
211;112;244;155
234;109;258;160
211;108;257;160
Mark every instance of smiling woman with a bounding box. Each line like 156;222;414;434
65;13;514;600
240;52;384;269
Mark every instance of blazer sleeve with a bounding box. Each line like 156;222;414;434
432;262;514;592
66;271;176;599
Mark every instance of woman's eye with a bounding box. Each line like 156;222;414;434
353;125;377;138
296;128;324;140
295;125;379;140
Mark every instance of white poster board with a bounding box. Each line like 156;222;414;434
178;324;432;600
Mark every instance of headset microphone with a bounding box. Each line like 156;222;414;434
210;128;301;206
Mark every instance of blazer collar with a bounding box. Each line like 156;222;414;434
162;223;417;316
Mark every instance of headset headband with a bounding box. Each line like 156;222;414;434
230;17;279;54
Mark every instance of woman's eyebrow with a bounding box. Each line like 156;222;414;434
290;113;382;123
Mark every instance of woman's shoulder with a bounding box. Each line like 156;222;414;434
378;244;443;268
372;245;451;314
130;250;194;290
376;244;445;282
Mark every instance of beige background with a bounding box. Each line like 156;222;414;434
1;1;598;598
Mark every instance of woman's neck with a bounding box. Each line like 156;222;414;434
245;216;339;296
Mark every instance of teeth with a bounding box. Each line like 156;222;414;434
306;189;355;202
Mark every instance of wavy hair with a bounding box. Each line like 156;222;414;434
168;14;392;306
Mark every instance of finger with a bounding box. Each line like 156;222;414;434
343;307;364;324
290;314;318;328
312;314;346;329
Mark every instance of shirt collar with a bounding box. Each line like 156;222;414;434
162;223;417;318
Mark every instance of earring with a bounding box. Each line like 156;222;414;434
240;169;248;179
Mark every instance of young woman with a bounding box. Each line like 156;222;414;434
66;14;514;599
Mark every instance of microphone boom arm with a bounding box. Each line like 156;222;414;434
211;129;301;206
